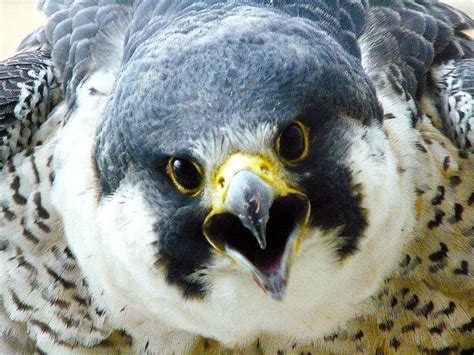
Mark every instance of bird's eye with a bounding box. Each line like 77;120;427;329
276;120;309;164
167;158;203;195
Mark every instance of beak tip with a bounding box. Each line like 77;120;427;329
266;288;286;301
254;272;288;301
249;224;267;250
257;236;267;250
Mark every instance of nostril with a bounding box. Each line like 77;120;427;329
218;177;225;188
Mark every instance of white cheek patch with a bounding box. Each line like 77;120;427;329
94;186;180;315
95;188;180;314
97;186;157;272
336;121;416;298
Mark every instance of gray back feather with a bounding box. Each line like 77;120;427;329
30;1;135;108
18;0;474;125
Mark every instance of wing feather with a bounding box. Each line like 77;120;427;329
0;51;60;167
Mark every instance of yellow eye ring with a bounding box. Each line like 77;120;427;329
167;157;204;196
276;120;309;165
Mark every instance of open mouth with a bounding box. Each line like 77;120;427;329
204;193;309;279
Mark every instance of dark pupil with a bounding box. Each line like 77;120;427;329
173;159;201;190
279;123;305;161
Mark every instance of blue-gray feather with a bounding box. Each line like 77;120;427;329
30;0;473;115
1;0;473;166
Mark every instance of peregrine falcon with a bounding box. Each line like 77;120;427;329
0;0;473;353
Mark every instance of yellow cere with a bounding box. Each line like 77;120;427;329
210;153;287;210
204;151;311;255
211;152;280;214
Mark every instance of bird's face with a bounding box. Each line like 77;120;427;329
91;4;414;341
202;150;310;299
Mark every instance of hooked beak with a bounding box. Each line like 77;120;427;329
203;153;310;300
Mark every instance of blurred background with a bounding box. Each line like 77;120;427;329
0;0;473;60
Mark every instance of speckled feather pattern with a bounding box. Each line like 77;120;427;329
0;107;131;353
431;59;474;149
0;51;61;168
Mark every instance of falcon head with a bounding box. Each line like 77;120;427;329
81;1;414;343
